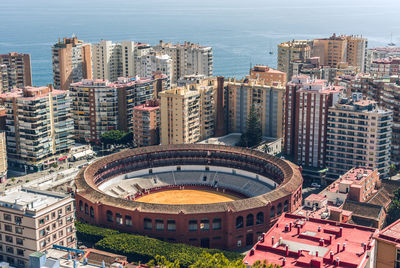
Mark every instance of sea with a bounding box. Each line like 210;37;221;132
0;0;399;86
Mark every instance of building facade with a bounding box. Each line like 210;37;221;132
0;86;74;172
0;129;6;183
153;41;213;84
326;93;392;179
70;77;160;143
284;75;342;168
226;77;285;138
133;100;160;147
92;40;137;82
249;65;286;87
0;53;32;91
159;78;216;144
0;188;75;267
277;40;312;80
374;219;400;268
136;52;172;82
370;57;400;77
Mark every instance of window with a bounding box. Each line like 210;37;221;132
212;218;222;230
58;209;63;216
39;229;46;237
270;206;275;218
6;246;13;254
277;203;282;216
17;249;24;256
167;220;176;231
188;220;198;232
155;219;164;230
144;218;152;230
39;219;44;225
15;216;22;225
4;225;12;232
67;236;73;243
90;207;94;218
84;204;89;215
284;200;289;212
125;215;132;226
236;216;243;229
79;200;83;212
17;260;25;268
116;213;122;225
5;235;12;243
3;214;11;221
52;212;56;219
16;238;23;245
106;210;113;222
200;219;209;230
66;205;72;212
246;214;254;227
256;212;264;225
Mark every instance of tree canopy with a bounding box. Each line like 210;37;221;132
387;187;400;225
100;130;132;145
237;105;262;147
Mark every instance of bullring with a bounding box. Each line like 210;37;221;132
75;144;303;250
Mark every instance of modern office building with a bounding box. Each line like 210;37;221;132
226;77;285;138
0;187;75;267
0;86;74;172
70;77;161;143
159;78;216;144
92;40;137;82
136;51;172;82
249;65;287;87
153;40;213;83
277;40;312;80
284;75;342;168
133;99;160;147
0;53;32;91
326;93;392;179
52;37;92;91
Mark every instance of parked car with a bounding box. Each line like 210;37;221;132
311;182;321;188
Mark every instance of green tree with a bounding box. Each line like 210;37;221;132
238;105;262;148
387;199;400;225
390;164;397;179
100;130;132;145
189;252;245;268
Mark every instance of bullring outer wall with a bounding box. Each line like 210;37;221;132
75;144;303;250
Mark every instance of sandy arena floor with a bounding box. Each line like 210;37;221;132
135;189;242;204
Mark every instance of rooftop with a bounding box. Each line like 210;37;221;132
374;219;400;245
243;213;378;267
0;187;69;213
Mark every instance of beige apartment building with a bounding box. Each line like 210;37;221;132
0;53;32;91
52;37;92;91
0;129;6;183
226;77;285;138
277;40;312;80
154;41;213;84
159;78;216;144
326;92;392;179
0;188;75;267
249;65;287;87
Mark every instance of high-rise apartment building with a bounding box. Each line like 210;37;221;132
92;40;137;82
326;93;392;179
0;53;32;91
0;128;6;183
136;51;172;82
284;76;342;168
70;76;164;142
133;99;160;147
277;40;312;80
313;34;367;72
249;65;287;87
226;77;285;138
370;57;400;77
159;78;216;144
52;37;92;91
154;41;213;84
0;86;74;172
0;187;75;267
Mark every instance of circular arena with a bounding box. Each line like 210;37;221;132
75;144;303;250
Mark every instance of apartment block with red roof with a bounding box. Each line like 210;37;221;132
374;219;400;268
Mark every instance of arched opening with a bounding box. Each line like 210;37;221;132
116;213;122;225
246;214;254;227
284;200;289;212
84;203;89;215
270;206;275;218
236;216;243;229
79;200;83;212
277;203;282;216
90;206;94;218
256;212;264;225
106;210;113;222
